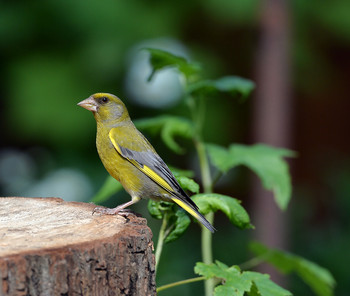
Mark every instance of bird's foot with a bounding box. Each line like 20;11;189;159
92;206;138;217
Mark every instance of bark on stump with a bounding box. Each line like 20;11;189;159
0;197;156;296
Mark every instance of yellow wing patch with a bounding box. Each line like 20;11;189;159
142;165;173;191
109;129;173;192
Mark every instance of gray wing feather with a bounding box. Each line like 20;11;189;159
118;145;199;210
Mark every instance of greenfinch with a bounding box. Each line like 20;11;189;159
78;93;215;233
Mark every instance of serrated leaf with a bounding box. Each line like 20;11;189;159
247;283;260;296
135;116;194;154
207;143;295;210
196;261;251;296
91;175;123;203
145;48;201;81
195;261;240;280
176;175;199;193
215;277;252;296
243;272;292;296
187;76;255;100
195;261;291;296
164;209;191;243
250;242;336;296
191;193;253;229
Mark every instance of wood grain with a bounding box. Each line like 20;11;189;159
0;197;156;296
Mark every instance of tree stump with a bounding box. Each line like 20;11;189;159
0;197;156;296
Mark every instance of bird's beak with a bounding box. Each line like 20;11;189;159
77;96;98;112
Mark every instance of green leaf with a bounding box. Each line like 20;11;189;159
214;76;255;98
169;166;195;178
187;76;255;100
164;209;191;243
191;193;253;229
206;144;233;173
195;261;243;281
207;144;295;210
144;48;201;81
147;200;174;220
148;200;164;219
250;242;336;296
176;175;199;193
91;175;123;203
243;272;292;296
147;200;190;242
195;261;292;296
135;116;194;154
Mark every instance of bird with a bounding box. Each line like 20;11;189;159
78;93;215;233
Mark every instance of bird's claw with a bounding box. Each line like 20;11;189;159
92;206;138;217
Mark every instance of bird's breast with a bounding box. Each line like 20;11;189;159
95;126;172;202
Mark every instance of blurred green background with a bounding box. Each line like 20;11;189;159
1;0;349;295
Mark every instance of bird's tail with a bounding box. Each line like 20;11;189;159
171;197;216;233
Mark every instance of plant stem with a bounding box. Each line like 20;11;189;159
195;140;215;296
239;253;271;270
189;91;215;295
155;213;168;273
202;212;214;295
195;140;212;193
156;276;206;293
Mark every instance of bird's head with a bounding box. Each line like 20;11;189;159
78;93;130;124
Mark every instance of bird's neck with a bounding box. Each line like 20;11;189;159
96;118;133;130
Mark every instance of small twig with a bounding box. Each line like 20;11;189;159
157;276;206;293
155;214;169;272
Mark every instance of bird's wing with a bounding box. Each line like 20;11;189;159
108;128;191;200
108;127;215;233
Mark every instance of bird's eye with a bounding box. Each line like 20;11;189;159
100;97;109;104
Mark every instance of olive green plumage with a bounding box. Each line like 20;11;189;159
78;92;215;233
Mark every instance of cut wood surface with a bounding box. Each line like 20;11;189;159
0;197;156;296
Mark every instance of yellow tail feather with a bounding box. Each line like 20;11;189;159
171;198;215;233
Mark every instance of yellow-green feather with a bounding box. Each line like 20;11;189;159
109;129;173;191
87;95;215;233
